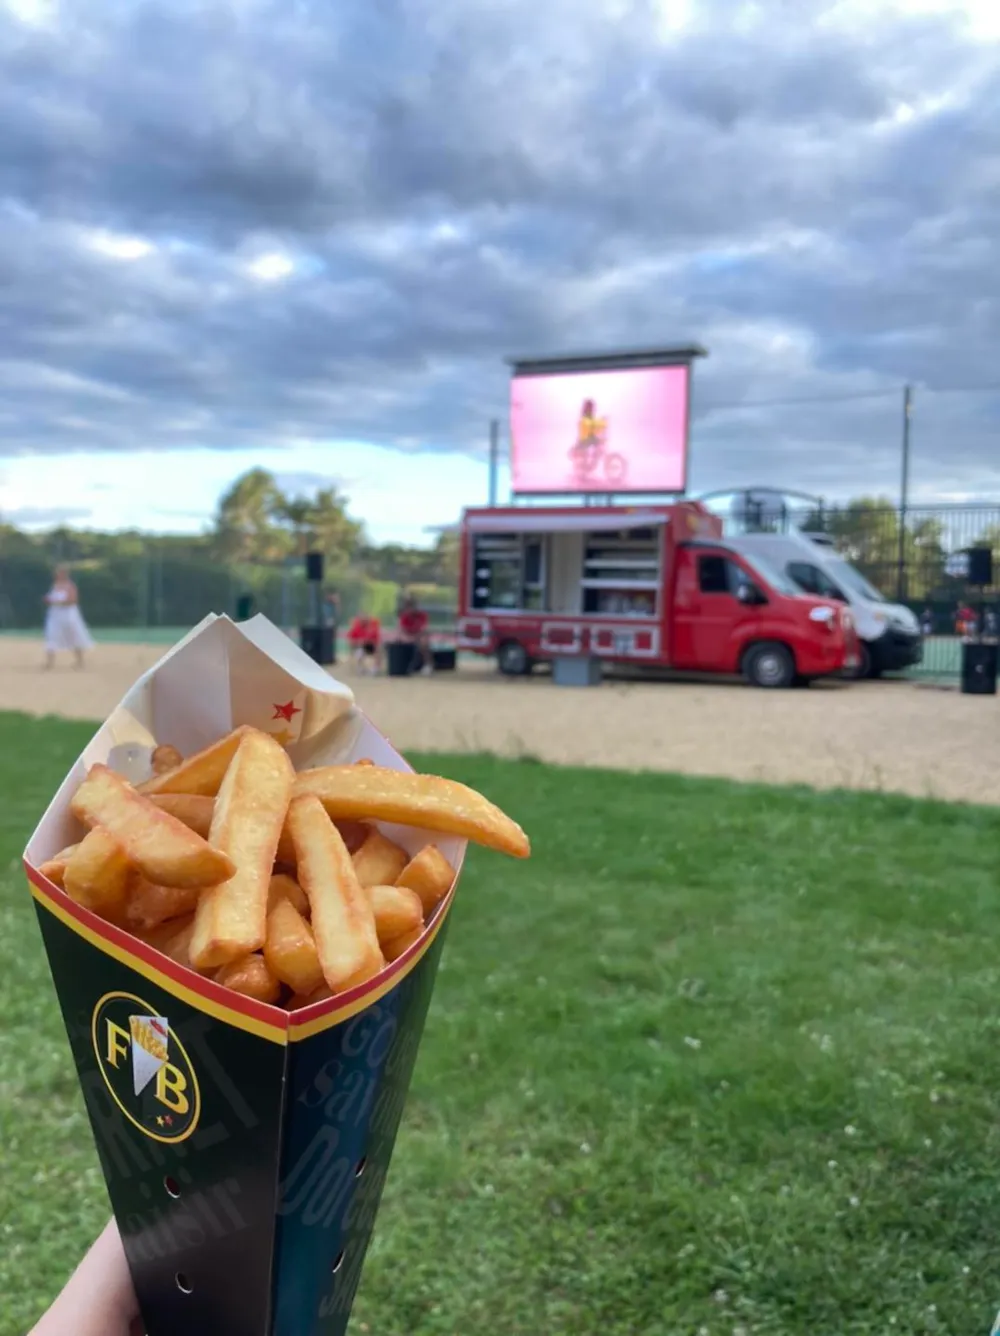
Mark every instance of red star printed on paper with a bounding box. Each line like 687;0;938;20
272;700;302;723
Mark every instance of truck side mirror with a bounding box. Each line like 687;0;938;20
736;583;756;605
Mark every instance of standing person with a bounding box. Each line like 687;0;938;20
398;592;433;675
43;564;93;671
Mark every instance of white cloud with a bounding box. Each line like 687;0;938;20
247;252;295;282
84;230;155;262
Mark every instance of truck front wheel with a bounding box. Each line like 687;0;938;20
497;639;530;676
743;641;795;689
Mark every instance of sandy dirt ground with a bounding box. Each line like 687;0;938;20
1;637;996;804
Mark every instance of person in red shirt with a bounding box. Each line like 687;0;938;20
398;593;432;674
347;612;383;674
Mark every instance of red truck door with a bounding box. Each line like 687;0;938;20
670;548;764;673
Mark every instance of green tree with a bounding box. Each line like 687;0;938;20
213;469;287;562
802;498;945;601
301;486;363;565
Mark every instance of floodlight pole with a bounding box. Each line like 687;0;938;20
896;384;912;602
488;418;499;506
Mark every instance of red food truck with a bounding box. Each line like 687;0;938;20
456;501;858;687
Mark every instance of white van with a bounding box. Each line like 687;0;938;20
730;531;922;678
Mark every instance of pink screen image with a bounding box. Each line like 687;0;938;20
510;364;689;494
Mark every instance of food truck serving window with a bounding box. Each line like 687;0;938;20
471;533;545;610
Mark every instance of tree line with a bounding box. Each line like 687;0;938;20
1;480;996;631
792;497;1000;604
0;469;459;630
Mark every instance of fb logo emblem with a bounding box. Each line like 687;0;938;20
91;991;201;1143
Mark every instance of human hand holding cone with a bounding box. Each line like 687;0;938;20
23;614;530;1336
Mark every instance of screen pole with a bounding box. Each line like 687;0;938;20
488;418;500;506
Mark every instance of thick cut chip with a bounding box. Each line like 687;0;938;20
149;794;214;839
275;816;368;867
352;829;408;888
367;884;423;945
38;843;80;888
63;827;131;923
71;766;235;889
288;794;384;992
189;730;294;970
151;744;184;776
267;873;310;917
382;925;424;963
293;765;530;858
126;877;200;932
286;983;334;1010
264;897;324;996
136;915;194;954
215;954;281;1004
396;844;455;913
160;917;196;970
138;727;250;798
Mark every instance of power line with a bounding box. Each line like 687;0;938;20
703;389;896;412
702;382;1000;414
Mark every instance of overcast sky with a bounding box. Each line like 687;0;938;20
1;0;999;543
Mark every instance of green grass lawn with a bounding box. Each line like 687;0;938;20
2;714;1000;1335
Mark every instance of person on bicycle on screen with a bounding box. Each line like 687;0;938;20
571;398;608;473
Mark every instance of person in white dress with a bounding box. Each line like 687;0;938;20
43;565;93;670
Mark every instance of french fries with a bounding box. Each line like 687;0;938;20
264;897;324;996
151;744;184;775
367;884;423;945
268;873;309;917
275;816;368;866
397;844;455;913
38;844;80;889
125;877;200;932
63;828;131;924
288;795;384;992
149;794;215;839
293;765;530;858
288;983;334;1009
37;721;529;1011
352;829;409;888
139;727;250;797
215;954;281;1004
159;917;196;970
382;925;424;963
72;766;235;889
190;731;294;970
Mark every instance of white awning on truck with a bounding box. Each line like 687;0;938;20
465;510;668;535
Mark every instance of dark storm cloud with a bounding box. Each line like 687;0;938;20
0;0;998;501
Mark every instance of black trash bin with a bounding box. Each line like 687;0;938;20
235;593;255;621
961;641;998;695
432;648;457;672
387;641;417;677
300;625;336;666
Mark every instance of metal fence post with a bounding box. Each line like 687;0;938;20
896;385;912;601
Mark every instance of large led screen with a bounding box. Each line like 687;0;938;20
510;364;689;494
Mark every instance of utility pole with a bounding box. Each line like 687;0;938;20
488;418;499;506
896;384;912;602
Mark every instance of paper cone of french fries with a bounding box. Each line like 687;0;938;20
22;614;477;1336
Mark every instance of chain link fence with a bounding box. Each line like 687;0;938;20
722;499;1000;680
0;537;457;645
